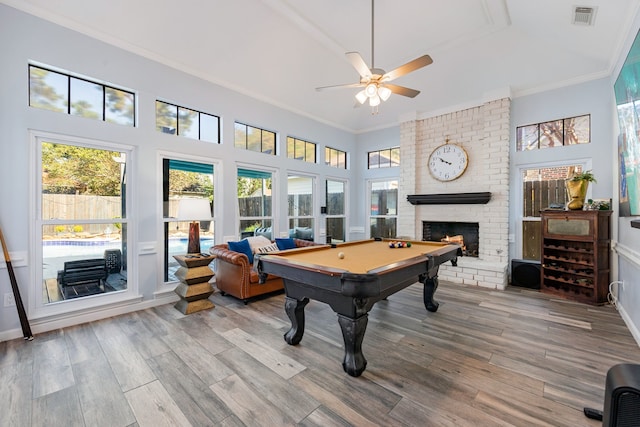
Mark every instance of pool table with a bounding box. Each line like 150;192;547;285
256;238;461;377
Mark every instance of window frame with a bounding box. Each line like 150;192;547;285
28;64;136;127
516;114;590;151
160;155;216;284
515;158;592;260
30;130;135;318
287;174;315;241
234;122;277;155
237;167;276;239
368;147;400;169
155;100;221;143
325;146;347;169
367;179;398;239
287;136;317;163
325;178;347;243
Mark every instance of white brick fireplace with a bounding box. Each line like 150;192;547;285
398;98;511;289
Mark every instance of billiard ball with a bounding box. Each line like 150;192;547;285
338;252;345;259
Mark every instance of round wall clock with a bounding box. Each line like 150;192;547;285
428;142;468;181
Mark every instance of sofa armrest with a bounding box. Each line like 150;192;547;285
293;238;320;248
209;244;251;269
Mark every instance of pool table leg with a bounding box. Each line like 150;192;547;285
423;276;439;312
337;312;368;377
283;296;309;345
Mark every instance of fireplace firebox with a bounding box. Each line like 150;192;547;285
422;221;479;257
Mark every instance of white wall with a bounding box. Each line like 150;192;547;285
0;4;358;339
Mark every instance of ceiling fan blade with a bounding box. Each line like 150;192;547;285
316;82;365;92
382;55;433;82
385;83;420;98
345;52;372;79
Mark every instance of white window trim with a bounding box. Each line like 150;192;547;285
29;130;138;320
156;151;221;291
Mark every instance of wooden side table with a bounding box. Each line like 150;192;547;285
173;254;215;314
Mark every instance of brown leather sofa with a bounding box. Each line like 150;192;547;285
209;238;319;304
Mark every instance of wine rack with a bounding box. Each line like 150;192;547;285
540;210;611;304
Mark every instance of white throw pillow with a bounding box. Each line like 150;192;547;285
257;243;279;253
246;235;273;253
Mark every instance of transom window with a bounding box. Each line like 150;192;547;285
368;147;399;169
286;137;316;163
325;147;347;169
516;114;590;151
234;122;276;155
29;65;135;126
156;101;220;143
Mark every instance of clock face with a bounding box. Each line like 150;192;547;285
428;143;468;181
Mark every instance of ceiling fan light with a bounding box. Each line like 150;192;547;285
378;86;392;101
355;90;368;104
365;83;378;97
369;94;381;107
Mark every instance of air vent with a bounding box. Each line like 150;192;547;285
573;6;596;26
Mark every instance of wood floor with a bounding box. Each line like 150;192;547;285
1;281;639;427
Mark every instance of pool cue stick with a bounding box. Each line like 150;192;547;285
0;225;33;340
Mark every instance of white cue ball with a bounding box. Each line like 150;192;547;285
338;252;345;259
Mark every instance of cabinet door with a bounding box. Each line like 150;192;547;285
542;212;596;241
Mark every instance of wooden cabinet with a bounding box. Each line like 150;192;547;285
540;210;611;304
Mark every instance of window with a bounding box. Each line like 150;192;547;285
368;147;399;168
287;137;316;163
37;136;130;307
369;180;398;238
237;169;273;239
29;65;135;126
520;164;586;260
516;115;590;151
288;175;314;241
326;179;346;243
155;101;220;143
325;146;347;169
234;122;276;154
162;159;215;282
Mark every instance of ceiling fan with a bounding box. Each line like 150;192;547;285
316;0;433;112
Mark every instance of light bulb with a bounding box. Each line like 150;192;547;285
378;86;392;101
365;83;378;97
355;90;368;104
369;94;381;107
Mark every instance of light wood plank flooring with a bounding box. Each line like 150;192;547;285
1;281;639;426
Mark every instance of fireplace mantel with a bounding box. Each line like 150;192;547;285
407;192;491;205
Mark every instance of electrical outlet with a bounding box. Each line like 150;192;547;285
4;293;16;307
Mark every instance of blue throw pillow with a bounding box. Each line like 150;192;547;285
228;239;253;263
275;237;296;250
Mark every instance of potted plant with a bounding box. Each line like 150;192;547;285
566;170;597;210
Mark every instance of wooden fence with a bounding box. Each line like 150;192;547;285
523;179;567;217
42;194;122;235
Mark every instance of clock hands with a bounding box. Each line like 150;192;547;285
437;157;452;165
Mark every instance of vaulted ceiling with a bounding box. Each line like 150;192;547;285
5;0;639;133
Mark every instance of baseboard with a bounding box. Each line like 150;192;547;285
0;293;180;343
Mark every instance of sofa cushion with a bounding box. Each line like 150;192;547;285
246;235;272;253
257;242;279;253
275;237;296;250
228;239;254;263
